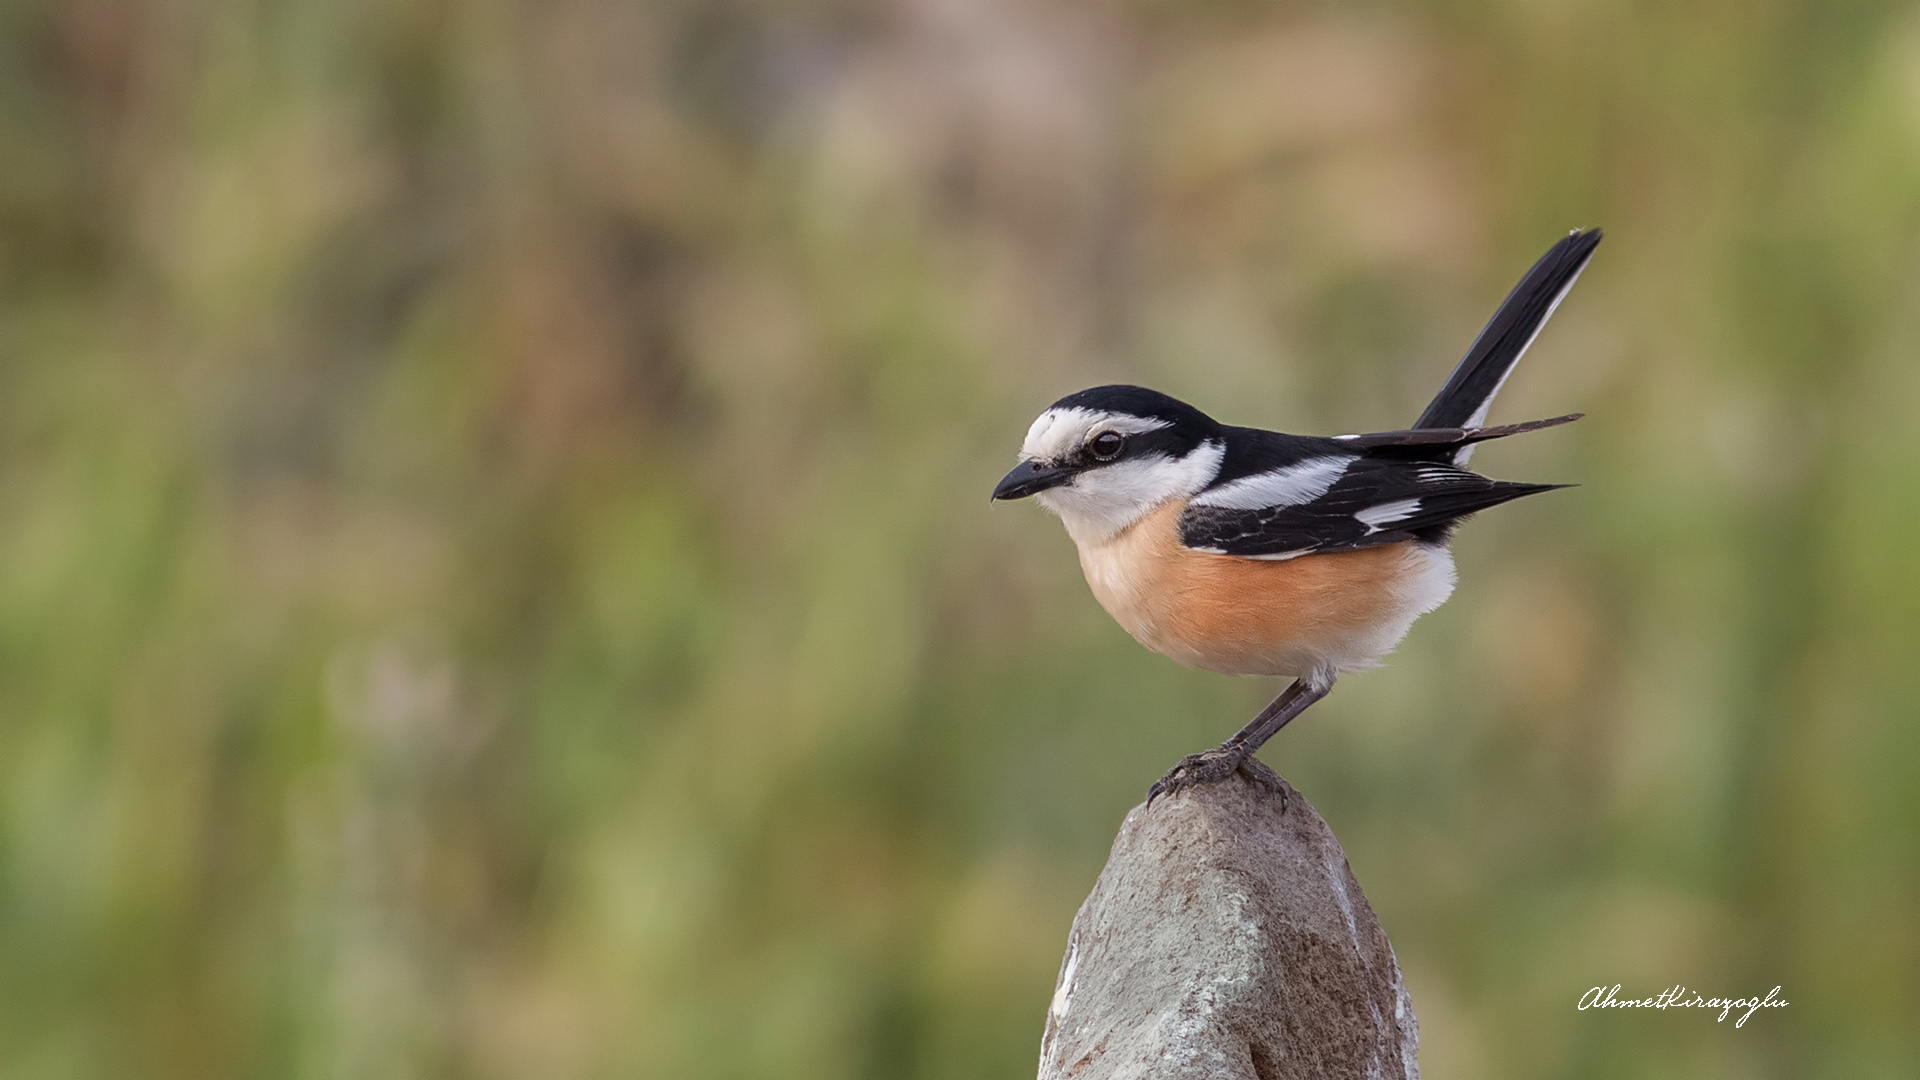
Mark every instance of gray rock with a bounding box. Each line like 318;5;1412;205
1038;774;1418;1080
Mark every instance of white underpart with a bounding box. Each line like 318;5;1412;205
1190;455;1356;510
1021;407;1170;463
1455;260;1588;464
1396;545;1456;630
1355;498;1421;533
1036;440;1225;544
1335;543;1456;672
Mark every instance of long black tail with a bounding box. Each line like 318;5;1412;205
1416;228;1603;431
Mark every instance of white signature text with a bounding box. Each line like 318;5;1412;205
1577;984;1788;1028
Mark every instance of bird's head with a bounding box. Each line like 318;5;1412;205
992;385;1224;543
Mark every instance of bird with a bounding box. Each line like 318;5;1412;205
991;228;1601;803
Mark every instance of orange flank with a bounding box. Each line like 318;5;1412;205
1072;500;1454;679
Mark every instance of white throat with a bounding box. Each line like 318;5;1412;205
1036;440;1224;544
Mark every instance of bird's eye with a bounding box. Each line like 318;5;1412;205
1089;432;1125;460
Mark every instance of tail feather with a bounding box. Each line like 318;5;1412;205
1417;228;1603;438
1333;412;1584;456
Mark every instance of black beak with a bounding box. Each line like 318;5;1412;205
992;459;1076;501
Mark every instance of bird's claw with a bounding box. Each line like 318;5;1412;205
1146;748;1286;808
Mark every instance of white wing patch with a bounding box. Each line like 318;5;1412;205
1191;543;1314;561
1191;455;1355;511
1355;498;1421;533
1022;408;1170;462
1242;548;1315;561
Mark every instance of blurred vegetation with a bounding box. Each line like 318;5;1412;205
2;0;1919;1077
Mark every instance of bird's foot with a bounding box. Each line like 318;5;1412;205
1146;748;1286;808
1238;754;1284;798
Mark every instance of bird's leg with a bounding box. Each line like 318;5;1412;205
1226;675;1332;756
1147;677;1333;805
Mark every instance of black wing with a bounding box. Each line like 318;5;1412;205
1180;458;1566;558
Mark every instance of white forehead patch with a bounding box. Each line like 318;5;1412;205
1022;408;1171;462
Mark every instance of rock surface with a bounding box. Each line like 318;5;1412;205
1037;774;1418;1080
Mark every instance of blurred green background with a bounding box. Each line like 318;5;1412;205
3;0;1919;1076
